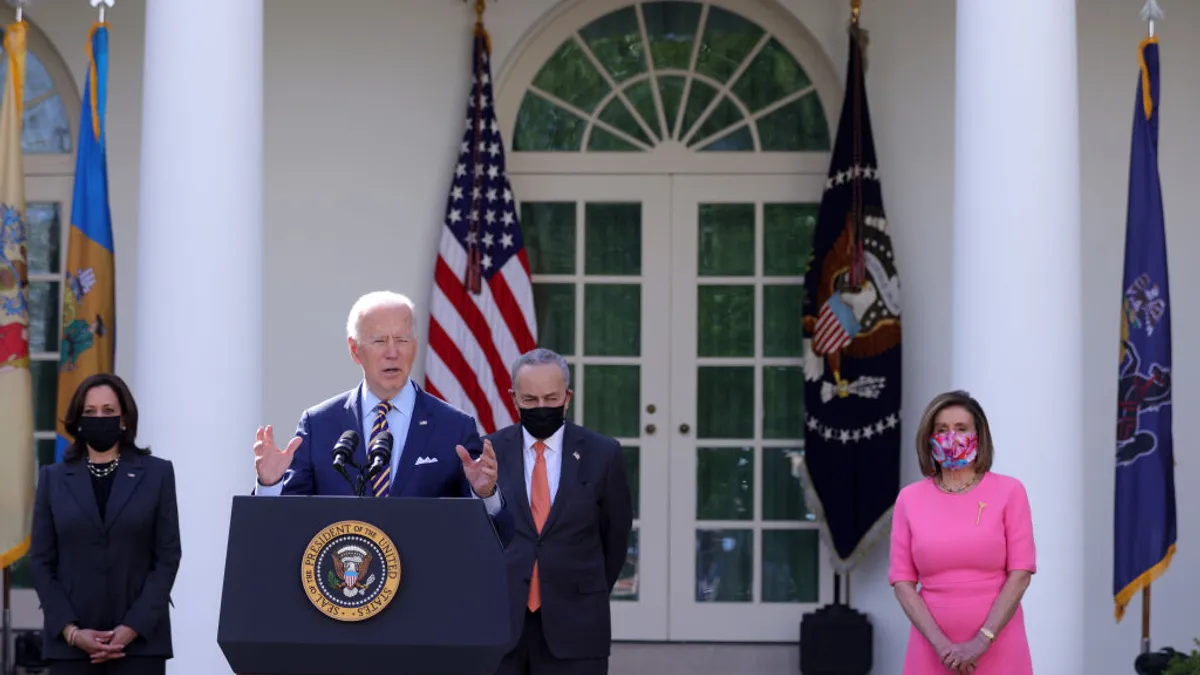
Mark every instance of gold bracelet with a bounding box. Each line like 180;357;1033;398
979;627;995;642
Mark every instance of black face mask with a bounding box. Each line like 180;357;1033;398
519;405;566;440
77;415;123;452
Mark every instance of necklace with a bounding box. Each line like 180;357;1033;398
936;473;977;494
87;456;120;478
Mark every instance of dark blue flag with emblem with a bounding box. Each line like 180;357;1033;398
797;25;901;573
1112;36;1176;623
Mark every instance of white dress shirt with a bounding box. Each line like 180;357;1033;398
522;423;566;505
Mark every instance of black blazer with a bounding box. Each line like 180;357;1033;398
30;450;182;660
486;421;632;660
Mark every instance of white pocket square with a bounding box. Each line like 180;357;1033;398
414;456;438;466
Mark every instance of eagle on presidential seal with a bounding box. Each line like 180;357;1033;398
325;544;377;599
802;208;901;402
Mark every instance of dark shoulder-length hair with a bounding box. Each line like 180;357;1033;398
62;373;151;462
913;390;994;478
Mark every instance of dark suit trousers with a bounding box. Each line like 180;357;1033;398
497;610;608;675
49;658;166;675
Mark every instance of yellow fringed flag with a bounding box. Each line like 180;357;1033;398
0;19;34;569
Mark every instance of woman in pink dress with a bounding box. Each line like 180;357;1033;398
888;390;1036;674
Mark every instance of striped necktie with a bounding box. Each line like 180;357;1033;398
370;400;395;497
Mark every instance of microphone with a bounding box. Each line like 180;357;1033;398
331;430;360;489
362;431;393;494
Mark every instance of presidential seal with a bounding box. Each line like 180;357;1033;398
301;520;400;622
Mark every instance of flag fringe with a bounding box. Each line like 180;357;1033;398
0;536;29;569
1138;36;1158;120
794;454;895;575
1114;543;1175;622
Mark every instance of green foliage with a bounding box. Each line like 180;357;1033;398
1164;639;1200;675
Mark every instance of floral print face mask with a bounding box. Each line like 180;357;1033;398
930;430;978;470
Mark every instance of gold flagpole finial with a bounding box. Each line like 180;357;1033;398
850;0;861;26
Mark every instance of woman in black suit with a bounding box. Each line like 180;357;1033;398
30;373;182;675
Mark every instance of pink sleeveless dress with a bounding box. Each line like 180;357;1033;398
888;472;1036;674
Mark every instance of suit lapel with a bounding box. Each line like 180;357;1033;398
104;451;144;530
344;386;369;466
541;423;582;537
500;426;535;533
390;387;432;496
63;462;104;532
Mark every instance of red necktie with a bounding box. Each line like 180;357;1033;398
527;440;550;611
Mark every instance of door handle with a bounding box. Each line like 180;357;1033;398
679;423;690;435
645;424;656;434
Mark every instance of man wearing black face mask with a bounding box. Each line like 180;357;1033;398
487;349;633;675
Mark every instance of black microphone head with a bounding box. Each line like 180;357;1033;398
332;429;359;466
368;431;393;462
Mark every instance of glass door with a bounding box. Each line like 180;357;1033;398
667;174;833;641
510;174;672;639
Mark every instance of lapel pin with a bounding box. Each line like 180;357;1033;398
573;451;580;461
127;473;135;478
419;420;428;426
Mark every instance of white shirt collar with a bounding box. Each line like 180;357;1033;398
360;379;416;417
521;422;566;455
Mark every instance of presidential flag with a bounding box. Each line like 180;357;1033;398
424;23;537;433
797;25;902;572
1112;36;1176;623
55;23;116;461
0;19;34;569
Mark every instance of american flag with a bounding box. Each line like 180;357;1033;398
424;28;537;434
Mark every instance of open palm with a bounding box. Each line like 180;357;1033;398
254;424;302;486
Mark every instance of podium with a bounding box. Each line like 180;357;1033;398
217;495;512;675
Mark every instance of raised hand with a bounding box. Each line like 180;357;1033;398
456;438;498;498
254;424;302;487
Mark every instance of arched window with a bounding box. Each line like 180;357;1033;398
4;20;82;598
498;0;838;642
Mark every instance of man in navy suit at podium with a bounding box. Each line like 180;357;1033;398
250;290;513;546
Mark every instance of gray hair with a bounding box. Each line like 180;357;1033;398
510;348;571;390
346;291;416;340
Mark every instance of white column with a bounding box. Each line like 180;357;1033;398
953;1;1083;673
134;2;262;673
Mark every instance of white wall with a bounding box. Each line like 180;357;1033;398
18;0;1198;673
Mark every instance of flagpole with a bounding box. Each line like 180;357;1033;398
1136;0;1163;657
89;0;112;23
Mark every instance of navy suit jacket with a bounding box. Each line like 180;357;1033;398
30;450;182;661
488;421;632;659
273;384;514;548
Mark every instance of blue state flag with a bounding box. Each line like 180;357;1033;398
54;23;116;462
1112;36;1176;623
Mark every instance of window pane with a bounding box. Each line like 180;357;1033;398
763;203;817;276
643;1;702;70
584;203;641;275
583;365;639;438
513;92;585;152
579;6;647;82
584;283;640;356
532;283;575;356
694;7;763;84
697;125;754;152
762;529;819;602
695;528;752;602
521;202;576;275
762;366;803;439
532;40;610;115
697;285;753;357
587;126;642;152
624;446;640;519
22;93;71;154
762;448;811;521
27;280;59;353
757;92;830;151
30;357;58;432
597;97;653;146
729;38;812;113
689;95;743;147
762;284;802;357
696;367;753;439
696;446;753;520
697;203;754;276
26;202;62;274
